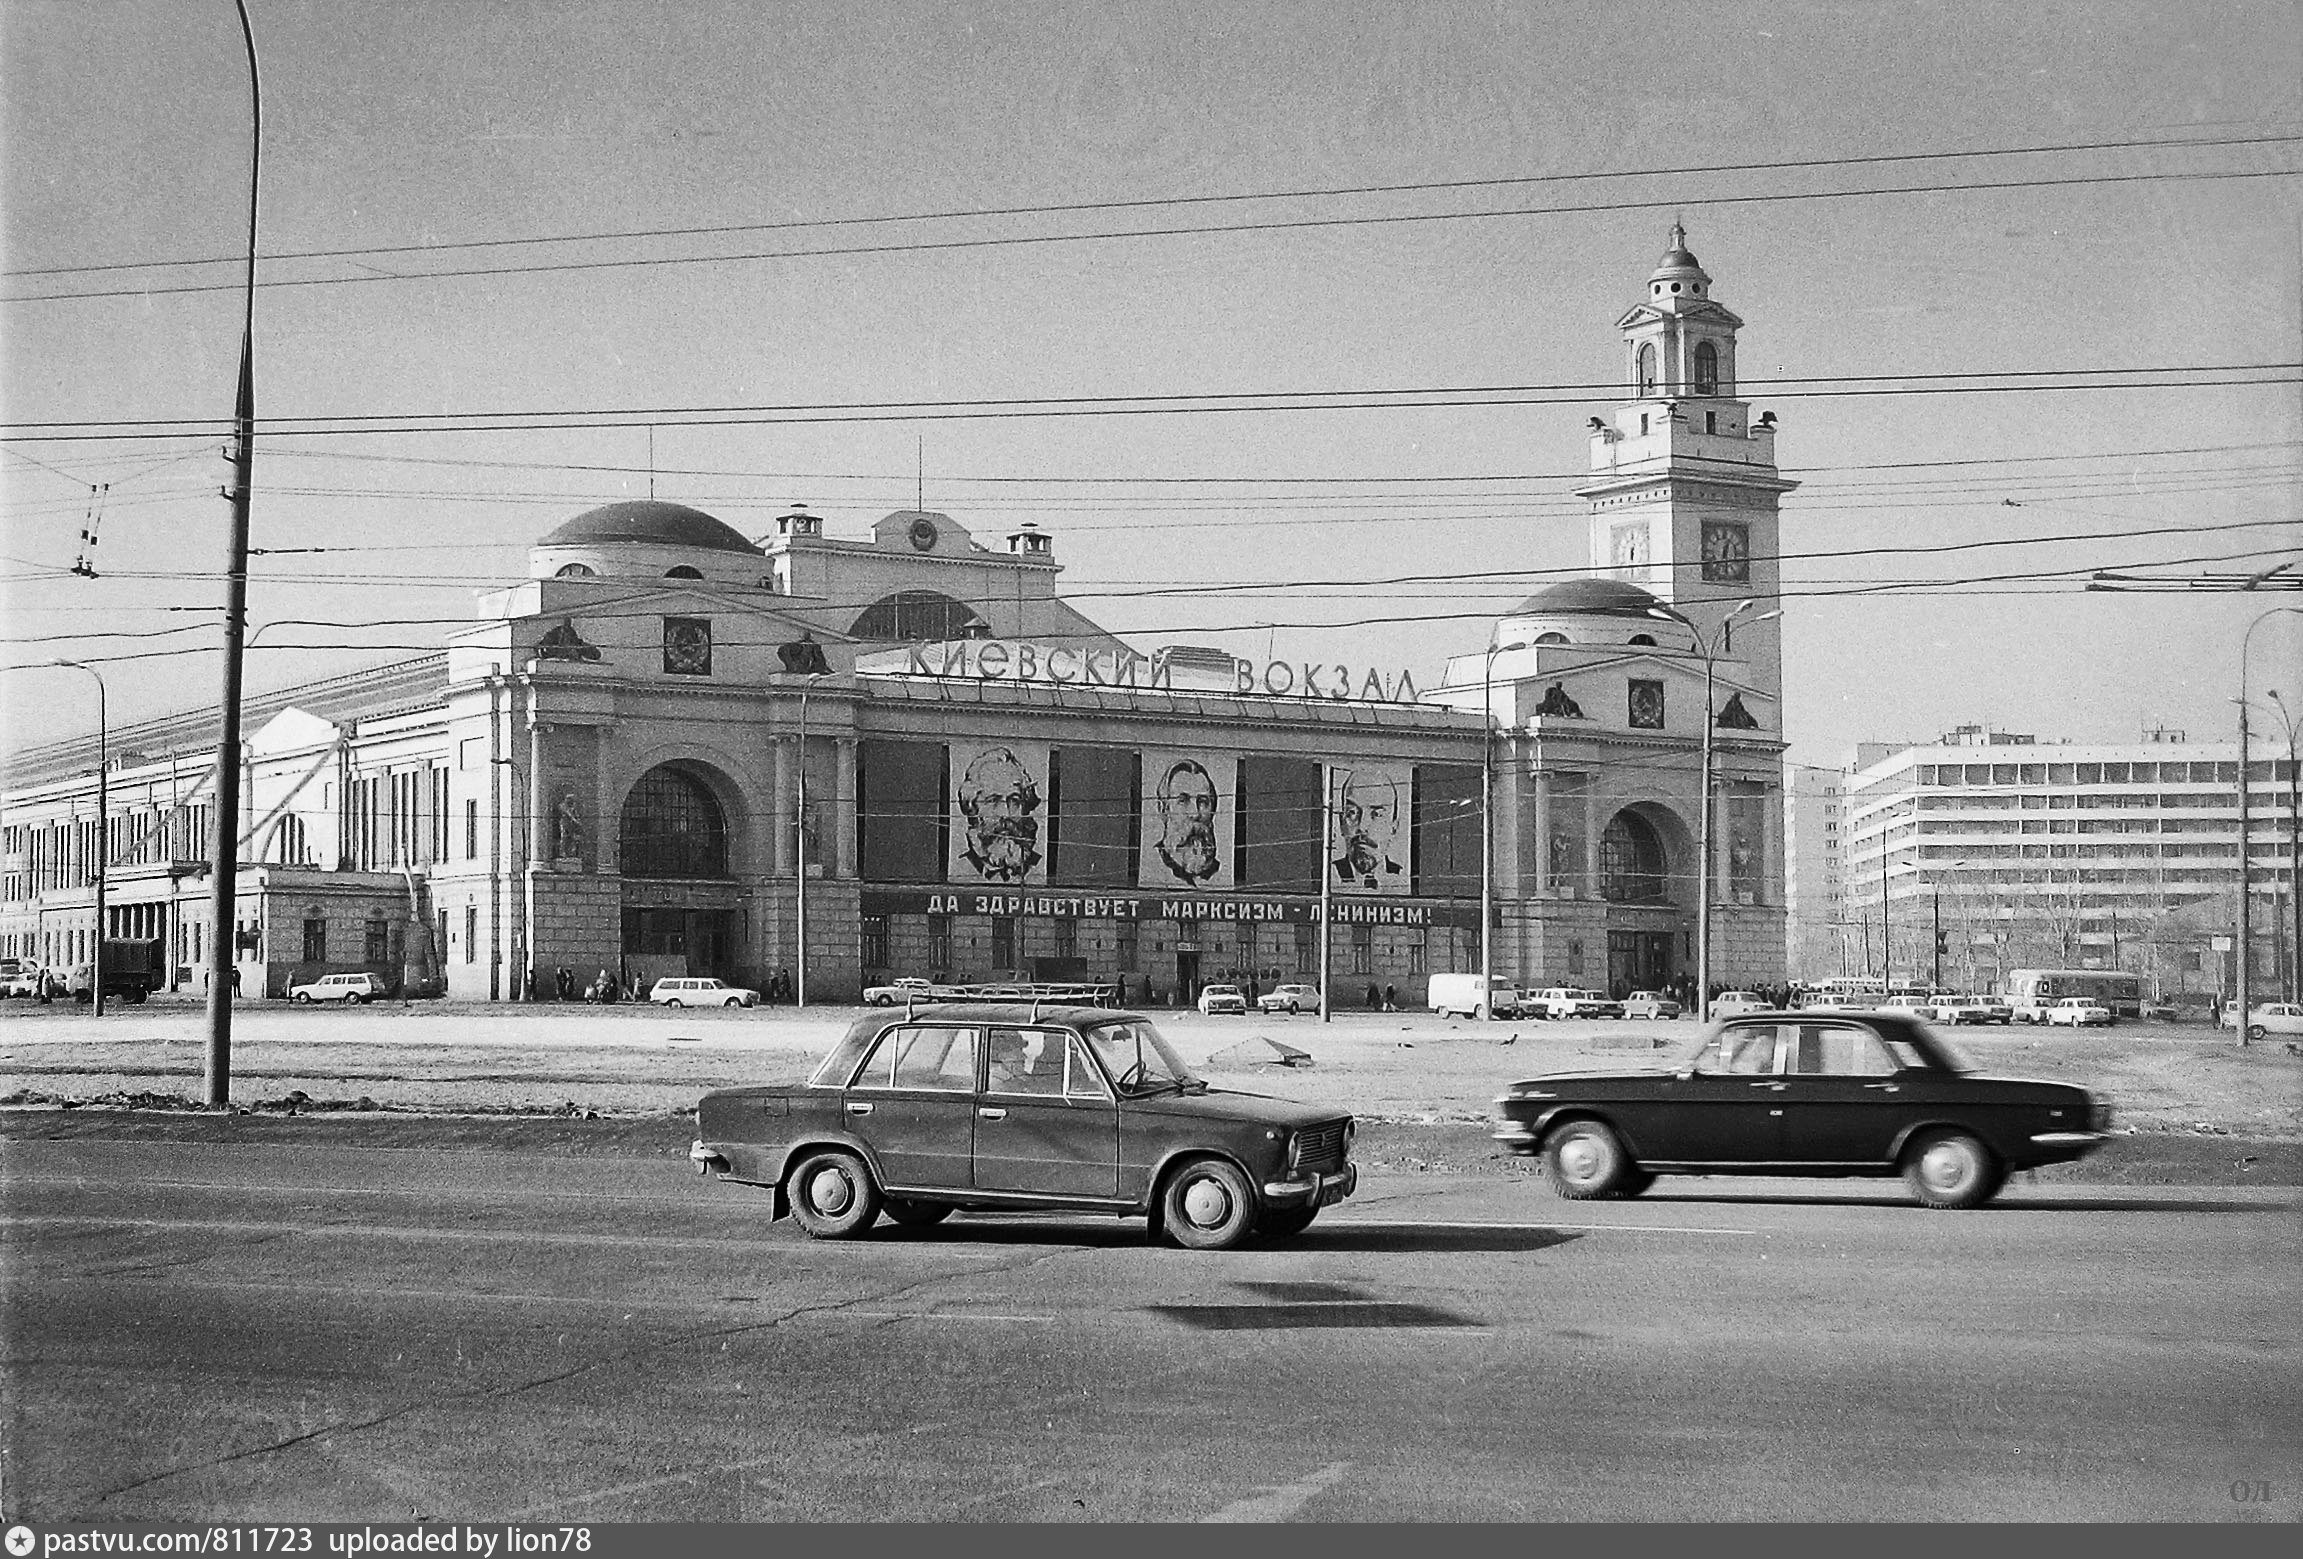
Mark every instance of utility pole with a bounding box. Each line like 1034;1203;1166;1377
206;1;261;1105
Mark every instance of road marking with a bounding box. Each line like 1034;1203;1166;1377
1326;1216;1760;1236
838;1311;1054;1323
1202;1460;1352;1522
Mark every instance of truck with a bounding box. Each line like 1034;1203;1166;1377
64;938;164;1005
1428;972;1525;1020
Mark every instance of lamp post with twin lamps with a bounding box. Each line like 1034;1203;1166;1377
49;660;107;1016
2263;688;2301;1003
780;636;834;1007
1646;599;1780;1014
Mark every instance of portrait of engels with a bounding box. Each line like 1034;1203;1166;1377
1331;767;1406;889
1151;758;1223;886
955;745;1043;884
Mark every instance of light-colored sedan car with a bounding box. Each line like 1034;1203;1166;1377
1706;990;1771;1020
864;977;935;1006
2043;997;2112;1027
1256;982;1319;1014
1196;983;1249;1015
2229;1002;2303;1041
650;976;760;1009
1925;994;1996;1025
1622;991;1682;1020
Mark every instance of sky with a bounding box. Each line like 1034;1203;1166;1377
4;0;2300;785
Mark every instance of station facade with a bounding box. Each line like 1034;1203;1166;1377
2;231;1791;1006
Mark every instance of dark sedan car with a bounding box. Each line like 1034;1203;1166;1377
692;1003;1357;1249
1491;1009;2111;1209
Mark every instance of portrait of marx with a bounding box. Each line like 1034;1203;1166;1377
955;745;1043;884
1152;759;1223;886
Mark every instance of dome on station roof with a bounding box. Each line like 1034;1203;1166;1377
1509;577;1668;619
538;500;762;556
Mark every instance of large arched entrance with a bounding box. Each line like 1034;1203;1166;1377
1599;804;1694;995
619;762;739;984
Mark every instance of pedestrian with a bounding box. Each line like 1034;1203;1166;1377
1383;984;1398;1012
556;964;574;1001
1365;982;1381;1010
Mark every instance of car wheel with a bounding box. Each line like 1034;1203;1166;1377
871;995;892;1006
2247;1023;2267;1042
1160;1157;1258;1251
667;998;684;1009
293;992;312;1004
882;1198;953;1229
1256;1204;1319;1239
1902;1130;2002;1210
1286;1002;1299;1014
787;1150;882;1239
1544;1120;1632;1200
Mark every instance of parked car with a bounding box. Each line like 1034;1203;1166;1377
1196;983;1248;1016
2043;997;2112;1028
2225;1002;2303;1041
1529;988;1623;1020
1491;1009;2111;1209
1256;982;1321;1014
1975;994;2015;1025
1621;991;1682;1021
2138;998;2179;1022
1706;990;1771;1020
691;1003;1359;1248
1879;993;1937;1017
5;965;58;999
650;976;759;1009
1426;972;1524;1020
288;971;388;1005
864;977;936;1006
1924;994;1996;1025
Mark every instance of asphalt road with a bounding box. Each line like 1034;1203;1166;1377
5;1135;2296;1523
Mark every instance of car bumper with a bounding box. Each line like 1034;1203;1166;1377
1262;1163;1358;1207
1490;1118;1538;1149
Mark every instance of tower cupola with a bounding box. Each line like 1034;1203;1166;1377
1646;222;1712;302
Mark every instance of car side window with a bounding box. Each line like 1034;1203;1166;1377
889;1025;978;1091
1693;1025;1778;1075
1786;1023;1897;1077
986;1027;1065;1096
1062;1034;1110;1101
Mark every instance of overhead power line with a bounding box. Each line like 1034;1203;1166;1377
8;158;2297;306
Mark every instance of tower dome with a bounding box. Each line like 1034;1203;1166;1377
1647;221;1711;299
538;500;762;556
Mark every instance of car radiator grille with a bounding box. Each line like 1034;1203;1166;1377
1296;1121;1348;1173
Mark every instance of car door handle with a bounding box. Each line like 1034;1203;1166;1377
977;1107;1006;1121
844;1101;873;1115
1863;1083;1901;1093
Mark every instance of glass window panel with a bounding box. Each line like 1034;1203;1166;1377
889;1025;978;1091
986;1027;1064;1095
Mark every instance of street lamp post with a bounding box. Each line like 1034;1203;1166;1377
51;661;107;1016
2237;607;2303;1044
1479;627;1510;1020
792;671;830;1008
2266;689;2302;1003
1648;599;1779;1013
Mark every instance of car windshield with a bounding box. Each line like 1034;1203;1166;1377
1081;1018;1202;1096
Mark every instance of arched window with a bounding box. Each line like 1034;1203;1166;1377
267;815;308;865
1534;631;1569;646
620;765;729;878
1599;810;1668;903
848;589;990;642
1694;341;1719;396
554;563;597;578
1628;634;1656;646
1636;344;1657;398
664;565;704;580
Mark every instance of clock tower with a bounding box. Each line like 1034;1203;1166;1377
1574;226;1795;701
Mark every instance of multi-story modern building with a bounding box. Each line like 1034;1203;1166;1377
1836;724;2299;998
3;230;1793;1005
1783;760;1851;977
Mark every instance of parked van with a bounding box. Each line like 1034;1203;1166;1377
1427;973;1523;1020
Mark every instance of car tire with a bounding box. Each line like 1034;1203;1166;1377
293;992;312;1004
871;995;892;1006
1286;1002;1299;1014
667;999;684;1009
1256;1204;1319;1239
1160;1157;1258;1251
1544;1120;1632;1200
882;1198;954;1229
1902;1130;2002;1210
2248;1023;2267;1042
787;1150;882;1239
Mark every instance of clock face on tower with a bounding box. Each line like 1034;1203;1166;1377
1610;523;1650;578
908;516;939;552
1701;521;1751;584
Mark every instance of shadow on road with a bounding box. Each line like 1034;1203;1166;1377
870;1218;1586;1253
1631;1189;2281;1215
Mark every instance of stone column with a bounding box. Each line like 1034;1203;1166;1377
772;730;795;878
835;737;858;879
